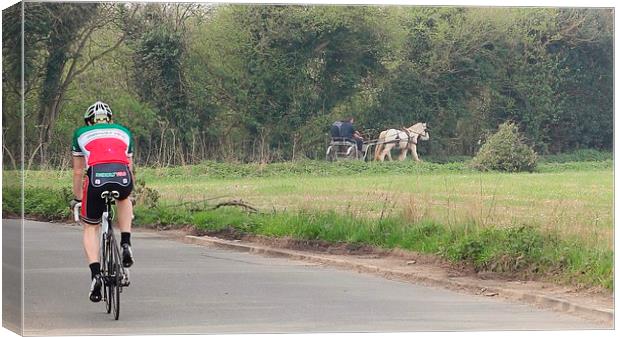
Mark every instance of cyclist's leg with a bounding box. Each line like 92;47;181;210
83;224;100;264
116;198;132;234
84;222;103;302
81;172;105;302
81;173;104;266
115;178;134;267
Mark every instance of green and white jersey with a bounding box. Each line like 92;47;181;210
71;123;133;167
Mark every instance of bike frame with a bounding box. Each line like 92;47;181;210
99;191;129;320
100;191;117;275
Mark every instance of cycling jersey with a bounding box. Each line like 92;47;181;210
71;123;133;167
72;123;134;224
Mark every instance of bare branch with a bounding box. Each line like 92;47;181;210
68;33;127;85
2;144;18;171
60;24;99;92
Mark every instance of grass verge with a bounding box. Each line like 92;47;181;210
140;205;613;291
2;186;72;220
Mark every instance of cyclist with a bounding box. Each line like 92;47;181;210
69;101;135;303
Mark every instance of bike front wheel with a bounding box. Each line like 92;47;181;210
104;235;113;314
112;263;121;320
111;237;122;320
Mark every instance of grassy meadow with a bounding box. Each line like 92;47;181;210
151;169;611;246
21;158;613;247
7;153;614;289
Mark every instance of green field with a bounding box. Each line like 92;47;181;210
7;158;614;290
21;160;613;248
156;171;610;245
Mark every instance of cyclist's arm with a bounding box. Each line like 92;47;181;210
126;130;135;178
72;156;85;200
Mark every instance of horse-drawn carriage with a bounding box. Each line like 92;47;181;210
325;137;372;161
326;122;429;162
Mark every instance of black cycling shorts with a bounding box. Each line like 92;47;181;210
80;163;133;224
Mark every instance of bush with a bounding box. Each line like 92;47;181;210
471;122;537;172
133;177;160;208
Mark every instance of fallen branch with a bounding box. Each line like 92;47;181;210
151;197;259;214
152;196;230;210
213;200;259;214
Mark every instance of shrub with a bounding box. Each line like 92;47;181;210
133;177;160;208
471;122;537;172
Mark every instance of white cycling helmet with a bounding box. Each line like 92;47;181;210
84;101;112;125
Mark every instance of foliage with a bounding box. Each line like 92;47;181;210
471;122;538;172
127;5;196;143
3;186;72;220
2;5;613;167
191;5;390;161
132;177;161;208
3;3;134;168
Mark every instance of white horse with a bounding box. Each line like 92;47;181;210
374;122;430;162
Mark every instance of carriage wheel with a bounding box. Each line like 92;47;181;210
326;146;335;162
346;146;359;160
362;144;372;161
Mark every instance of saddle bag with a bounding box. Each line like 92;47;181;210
89;163;131;188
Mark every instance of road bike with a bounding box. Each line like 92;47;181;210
75;190;130;320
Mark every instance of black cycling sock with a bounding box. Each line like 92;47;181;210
121;232;131;246
89;262;101;279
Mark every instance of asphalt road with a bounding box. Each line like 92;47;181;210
3;219;22;333
11;220;606;335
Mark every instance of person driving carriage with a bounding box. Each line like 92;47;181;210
330;117;364;152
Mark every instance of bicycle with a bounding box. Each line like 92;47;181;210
74;190;130;320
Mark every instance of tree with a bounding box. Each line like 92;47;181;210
123;3;204;165
193;5;389;161
3;5;612;166
14;3;136;167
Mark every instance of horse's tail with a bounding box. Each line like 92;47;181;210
374;131;386;161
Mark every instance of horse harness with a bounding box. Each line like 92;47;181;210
394;128;423;146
